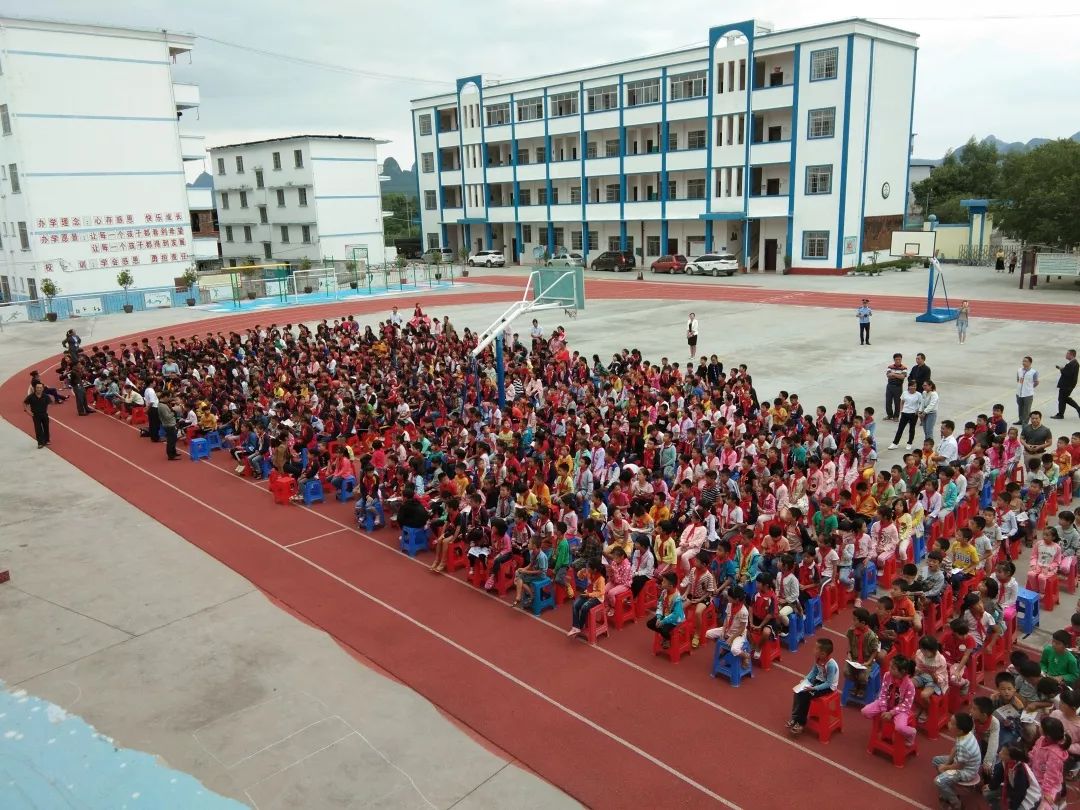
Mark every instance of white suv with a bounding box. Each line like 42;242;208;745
467;250;506;267
687;253;739;277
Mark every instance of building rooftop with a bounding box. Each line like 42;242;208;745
0;15;194;46
209;134;389;150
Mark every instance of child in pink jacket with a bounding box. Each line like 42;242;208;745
861;655;917;745
912;636;949;722
1026;527;1063;595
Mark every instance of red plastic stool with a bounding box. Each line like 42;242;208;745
494;559;519;596
821;584;839;620
805;691;843;743
445;541;468;573
838;583;858;609
1042;574;1060;610
635;579;658;618
269;475;296;505
923;598;943;637
916;692;949;739
610;587;636;629
584;602;609;644
878;555;898;590
468;563;487;589
652;621;692;662
981;633;1007;680
894;629;917;658
867;717;917;767
131;408;148;426
1061;557;1078;594
756;635;782;670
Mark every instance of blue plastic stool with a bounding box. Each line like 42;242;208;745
743;580;757;601
841;662;882;707
530;577;555;615
335;477;355;502
259;458;272;479
860;562;878;600
190;438;210;461
362;500;386;531
204;430;222;451
219;425;234;437
1016;588;1041;636
806;595;824;634
980;480;993;509
302;479;324;505
158;426;166;440
300;447;308;469
400;526;429;557
711;641;752;687
784;612;804;652
913;533;927;564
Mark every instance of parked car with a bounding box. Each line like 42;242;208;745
686;253;739;277
547;251;585;267
421;247;454;264
467;250;506;267
650;254;689;274
590;250;636;271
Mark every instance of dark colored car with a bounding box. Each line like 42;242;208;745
590;250;636;271
650;254;688;274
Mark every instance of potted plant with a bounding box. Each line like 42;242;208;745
181;265;198;306
782;254;792;275
41;278;60;321
455;246;469;279
396;254;409;284
299;257;313;293
116;269;135;313
428;251;440;282
345;259;358;289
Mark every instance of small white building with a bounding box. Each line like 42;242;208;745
208;135;388;269
0;15;201;307
187;171;221;271
410;17;917;274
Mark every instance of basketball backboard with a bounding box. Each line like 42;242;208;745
889;230;937;259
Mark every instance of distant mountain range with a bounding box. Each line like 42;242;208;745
381;157;416;197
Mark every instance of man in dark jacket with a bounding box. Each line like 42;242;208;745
397;485;430;529
1052;349;1080;420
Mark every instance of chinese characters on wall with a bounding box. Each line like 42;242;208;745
36;211;191;274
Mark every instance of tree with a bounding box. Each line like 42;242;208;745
993;139;1080;248
383;192;419;244
912;138;1003;223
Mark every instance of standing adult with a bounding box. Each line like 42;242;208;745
956;301;970;345
919;380;939;442
884;353;908;421
1015;356;1039;426
69;363;90;416
61;328;82;363
159;397;180;460
1008;252;1018;274
22;381;51;449
908;353;931;391
994;248;1006;272
686;312;699;362
388;305;404;329
888;380;922;450
856;299;872;345
1052;349;1080;420
143;377;161;442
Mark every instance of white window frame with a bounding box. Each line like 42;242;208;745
293;149;303;168
550;91;579;117
272;151;281;170
805;164;833;195
424;190;437;210
687;130;706;150
810;47;839;81
276;189;285;207
0;104;10;136
586;85;618;112
280;225;290;243
235;155;244;173
626;78;660;106
216;157;225;175
298;187;308;207
516;97;543;122
802;230;830;260
301;225;312;243
807;107;836;139
421;152;435;173
418;114;432;136
221;191;229;210
485;103;510;126
8;163;19;193
225;225;234;242
670;70;707;101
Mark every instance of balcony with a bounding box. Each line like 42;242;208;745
193;236;220;260
180;134;206;161
751;84;794;111
173;82;200;110
750;140;791;165
748;194;789;219
187;186;214;211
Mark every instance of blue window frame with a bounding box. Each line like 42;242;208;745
805;164;833;195
809;47;839;81
802;230;830;260
807;107;836;139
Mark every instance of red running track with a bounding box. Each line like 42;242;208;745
1;290;967;809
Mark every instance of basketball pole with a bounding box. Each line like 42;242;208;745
495;334;506;409
914;257;959;323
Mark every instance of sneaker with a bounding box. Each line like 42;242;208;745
1051;415;1065;420
752;650;762;660
691;635;700;649
887;443;898;450
567;627;580;637
905;444;913;451
854;598;863;609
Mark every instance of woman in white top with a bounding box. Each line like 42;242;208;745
686;312;699;361
918;381;939;442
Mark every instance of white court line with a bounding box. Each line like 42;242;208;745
62;414;930;808
51;418;740;810
285;528;347;548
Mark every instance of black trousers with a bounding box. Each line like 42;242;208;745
31;412;50;445
885;383;902;419
147;406;161;441
73;384;89;415
859;322;870;344
791;688;834;725
647;616;674;639
1058;387;1080;417
893;412;918;445
164;425;178;458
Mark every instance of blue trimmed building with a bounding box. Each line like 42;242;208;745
411;18;917;275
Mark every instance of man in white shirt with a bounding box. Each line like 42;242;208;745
932;419;959;465
686;312;699;362
143;379;161;442
1015;355;1039;426
388;306;404;328
888;380;923;450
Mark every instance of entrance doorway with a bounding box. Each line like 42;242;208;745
765;178;781;196
764;239;778;272
511;237;518;263
667;238;679;255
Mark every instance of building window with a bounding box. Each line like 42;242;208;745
259;205;268;224
605;183;620;203
608;236;620;251
255;169;264;189
586;84;618;112
293;149;303;168
419;114;433;136
8;163;19;193
667;131;678;151
225;225;234;242
424;233;437;250
485;102;509;126
553;227;564;248
235;156;244;173
802;230;830;259
687;130;706;150
605;139;619;158
516;97;543;122
571;230;583;250
540;187;551;205
239;191;248;208
516;148;528;165
263;242;272;260
276;189;285;207
243;225;252;243
302;225;312;243
670;70;707;100
539;226;548;246
520;188;532;206
570;186;581;204
272;151;281;170
298;188;308;206
0;105;10;135
535;147;546;163
221;191;229;210
18;221;29;250
216;157;225;175
667;180;677;200
646;235;660;256
280;225;290;243
588;230;598;250
551;187;559;204
586;142;597;159
810;47;839;81
424;190;437;210
421;152;434;172
550;91;578;117
626;78;660;106
686;178;706;199
522;224;532;242
805;164;833;195
807;107;836;139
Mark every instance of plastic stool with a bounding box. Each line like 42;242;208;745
916;692;949;739
335;477;356;502
530;577;555;616
259;458;272;479
1062;556;1078;594
189;438;210;460
806;691;843;743
913;533;927;564
302;479;324;505
867;716;917;767
635;579;658;618
711;641;752;687
821;584;839;620
652;621;692;662
895;629;917;658
878;555;897;590
204;430;222;451
806;596;824;634
757;635;782;671
400;527;429;557
446;541;468;573
1016;588;1041;636
584;602;609;643
1042;574;1060;610
783;612;804;652
362;500;386;531
269;476;295;505
841;662;881;707
860;562;878;600
610;587;636;629
494;559;518;596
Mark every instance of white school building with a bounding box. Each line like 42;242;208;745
410;18;917;274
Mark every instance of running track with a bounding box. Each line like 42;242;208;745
4;280;1065;809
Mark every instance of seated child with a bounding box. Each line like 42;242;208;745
1041;629;1080;685
991;671;1024;750
948;527;981;591
913;635;949;721
844;607;881;690
860;655;917;746
646;571;684;648
941;617;977;694
788;638;839;736
995;560;1020;623
888;581;917;636
777;554;803;633
512;536;550;608
1026;526;1063;595
706;586;749;664
747;573;780;658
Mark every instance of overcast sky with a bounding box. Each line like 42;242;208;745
12;0;1080;174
